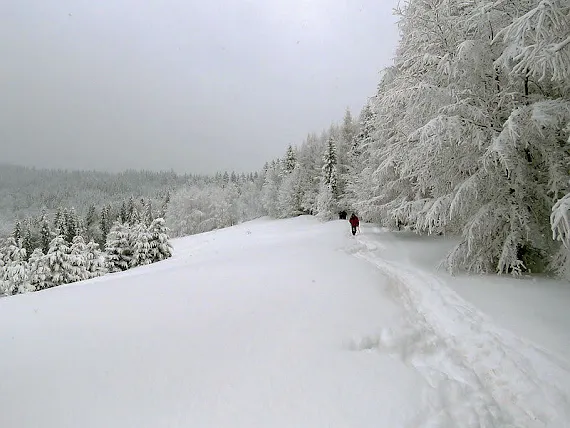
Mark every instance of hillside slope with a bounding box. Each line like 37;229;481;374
1;216;569;427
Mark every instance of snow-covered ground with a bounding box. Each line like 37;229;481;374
1;216;569;427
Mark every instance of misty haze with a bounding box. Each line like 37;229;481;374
1;0;398;174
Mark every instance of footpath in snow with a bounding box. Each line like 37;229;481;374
1;216;569;427
352;223;570;427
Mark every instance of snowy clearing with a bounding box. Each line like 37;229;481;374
1;216;569;427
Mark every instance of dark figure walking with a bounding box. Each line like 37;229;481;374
349;213;360;236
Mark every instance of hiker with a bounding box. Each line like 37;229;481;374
349;213;360;236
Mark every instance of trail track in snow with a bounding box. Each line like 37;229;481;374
349;226;570;428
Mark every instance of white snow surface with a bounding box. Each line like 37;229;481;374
1;216;570;427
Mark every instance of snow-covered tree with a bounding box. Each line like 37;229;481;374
261;160;282;217
321;136;338;197
53;209;65;236
316;181;336;221
317;136;339;218
105;222;134;272
147;218;172;262
45;235;75;287
283;145;297;174
28;248;50;291
84;241;108;278
40;210;52;255
64;207;79;242
69;235;91;282
131;223;153;267
278;164;304;217
0;238;31;295
100;204;111;245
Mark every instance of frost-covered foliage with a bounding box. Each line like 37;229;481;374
105;223;135;272
336;0;570;278
167;174;263;236
69;236;91;282
147;218;173;262
84;241;108;278
28;248;50;291
45;235;75;287
250;0;570;280
0;238;32;295
0;208;171;297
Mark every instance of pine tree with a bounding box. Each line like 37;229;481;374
147;218;173;262
45;235;75;287
319;136;339;217
160;192;170;218
337;108;356;205
100;205;111;245
65;207;78;242
119;202;128;224
126;196;136;224
85;241;108;278
21;222;33;261
143;199;153;226
322;137;338;193
53;208;65;236
12;220;22;242
278;164;304;217
131;223;153;267
1;238;31;295
69;235;90;282
40;211;52;255
28;248;50;291
85;204;98;242
284;145;297;174
105;222;134;272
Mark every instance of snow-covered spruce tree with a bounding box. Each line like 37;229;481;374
69;235;91;282
84;240;108;278
40;210;52;255
278;164;304;218
1;238;32;295
283;145;297;174
53;208;65;236
28;248;50;291
21;222;34;261
147;218;172;263
84;204;99;243
336;108;356;210
45;235;75;287
317;136;339;219
99;204;112;246
131;222;153;267
64;207;79;243
105;222;134;272
142;198;153;227
12;220;22;242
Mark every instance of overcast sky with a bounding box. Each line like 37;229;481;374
0;0;400;174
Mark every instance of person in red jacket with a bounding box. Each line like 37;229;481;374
349;213;360;236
